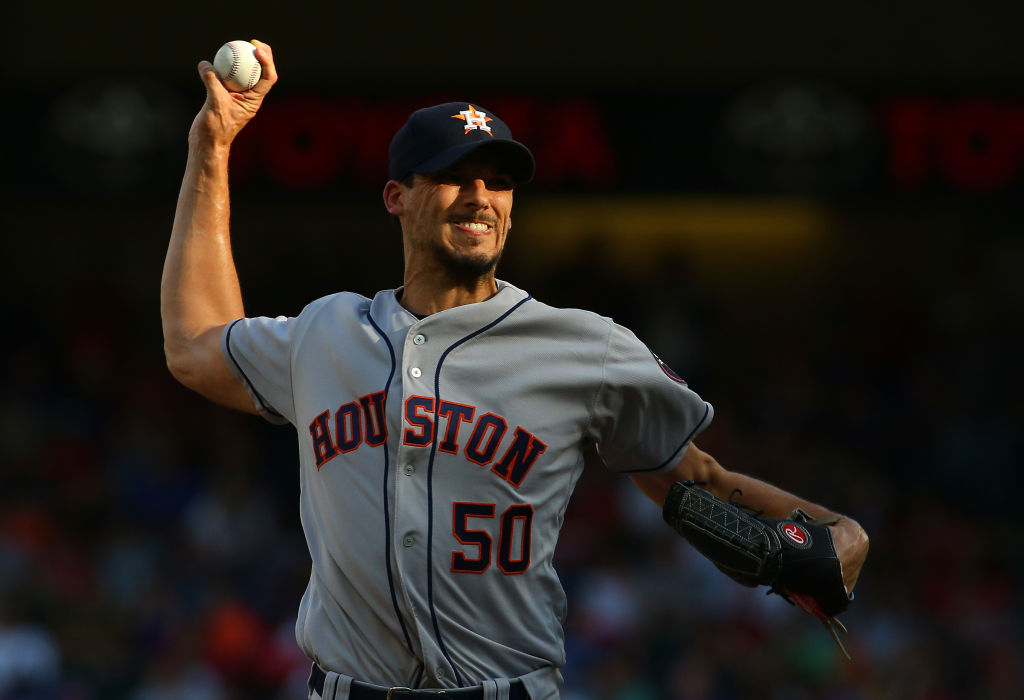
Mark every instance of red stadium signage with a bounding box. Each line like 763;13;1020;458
230;96;618;190
36;82;1024;196
231;94;1024;194
882;98;1024;192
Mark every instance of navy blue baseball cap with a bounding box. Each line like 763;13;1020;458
388;102;535;185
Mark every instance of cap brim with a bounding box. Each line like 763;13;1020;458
409;139;535;185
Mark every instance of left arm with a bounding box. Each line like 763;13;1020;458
630;442;869;595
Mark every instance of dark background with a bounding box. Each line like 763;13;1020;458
2;3;1022;698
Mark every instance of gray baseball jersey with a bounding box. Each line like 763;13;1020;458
221;279;712;698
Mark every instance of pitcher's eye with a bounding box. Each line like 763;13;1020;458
432;171;462;185
486;178;514;191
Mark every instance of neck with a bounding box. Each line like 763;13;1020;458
399;269;499;316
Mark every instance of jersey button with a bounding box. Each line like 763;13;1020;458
402;464;415;476
402;535;415;547
413;334;426;345
409;367;422;378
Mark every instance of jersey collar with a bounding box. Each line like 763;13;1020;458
368;279;530;336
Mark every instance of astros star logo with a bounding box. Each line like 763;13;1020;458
452;105;494;136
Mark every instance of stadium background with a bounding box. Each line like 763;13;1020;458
2;3;1022;698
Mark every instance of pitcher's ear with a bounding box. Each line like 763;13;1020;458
383;180;405;216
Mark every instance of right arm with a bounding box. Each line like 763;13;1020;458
160;40;278;412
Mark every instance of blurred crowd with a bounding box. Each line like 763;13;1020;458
1;199;1021;700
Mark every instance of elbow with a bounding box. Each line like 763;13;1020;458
162;321;226;393
164;340;208;393
164;346;196;388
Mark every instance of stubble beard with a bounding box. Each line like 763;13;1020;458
430;238;504;287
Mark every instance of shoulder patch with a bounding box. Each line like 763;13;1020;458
652;352;687;384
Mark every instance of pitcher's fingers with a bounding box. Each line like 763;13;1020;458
198;60;224;91
250;39;279;87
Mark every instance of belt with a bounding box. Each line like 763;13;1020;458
310;664;528;699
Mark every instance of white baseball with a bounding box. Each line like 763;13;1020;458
212;40;262;92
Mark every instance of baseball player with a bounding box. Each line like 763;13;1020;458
161;41;869;699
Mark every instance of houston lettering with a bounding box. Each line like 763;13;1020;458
309;393;546;488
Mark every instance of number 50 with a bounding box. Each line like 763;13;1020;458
451;502;534;575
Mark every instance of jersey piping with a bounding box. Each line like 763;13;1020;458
618;401;713;474
425;295;533;688
365;312;416;659
224;318;286;419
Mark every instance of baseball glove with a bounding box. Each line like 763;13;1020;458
662;480;852;658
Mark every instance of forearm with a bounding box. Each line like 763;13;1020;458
634;444;831;519
705;469;836;521
161;140;244;375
